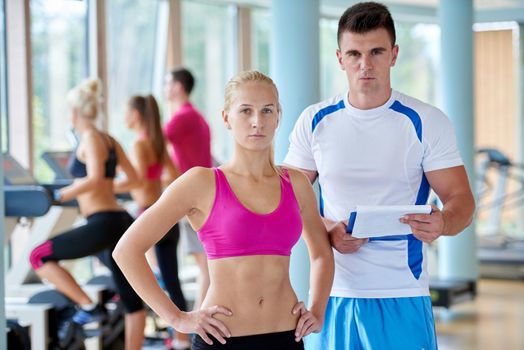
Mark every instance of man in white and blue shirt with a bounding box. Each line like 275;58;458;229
284;2;475;349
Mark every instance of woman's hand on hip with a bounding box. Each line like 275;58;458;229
292;301;323;342
174;305;233;345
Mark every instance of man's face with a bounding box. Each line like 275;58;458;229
163;75;177;101
336;28;398;97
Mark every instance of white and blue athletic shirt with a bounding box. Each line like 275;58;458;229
284;90;463;298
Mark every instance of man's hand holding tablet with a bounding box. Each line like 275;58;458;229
346;205;433;239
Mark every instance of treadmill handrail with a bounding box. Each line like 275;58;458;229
5;186;52;217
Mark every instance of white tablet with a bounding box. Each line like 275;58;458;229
346;205;432;238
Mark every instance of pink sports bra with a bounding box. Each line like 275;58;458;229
197;168;302;260
145;162;162;180
137;134;163;180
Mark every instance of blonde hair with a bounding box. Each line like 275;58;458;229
67;78;102;121
224;70;283;177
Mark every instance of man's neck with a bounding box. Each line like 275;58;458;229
170;96;190;114
348;88;392;110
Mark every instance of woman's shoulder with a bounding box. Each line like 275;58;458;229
185;166;215;176
81;129;109;149
178;166;216;186
131;137;150;153
82;129;117;147
81;128;99;141
278;167;314;211
166;166;216;202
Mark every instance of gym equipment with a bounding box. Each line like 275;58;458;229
4;153;53;223
5;300;55;349
28;290;85;350
476;148;522;238
3;153;79;285
86;275;125;349
3;153;124;349
429;279;476;308
476;148;524;279
6;319;31;350
6;283;110;350
3;153;83;349
41;150;74;181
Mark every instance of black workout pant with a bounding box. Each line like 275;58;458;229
192;330;304;350
31;211;143;313
155;223;188;312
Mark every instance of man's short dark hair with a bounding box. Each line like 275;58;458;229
169;68;195;95
337;2;396;47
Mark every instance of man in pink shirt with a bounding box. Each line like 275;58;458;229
164;68;212;173
164;68;211;350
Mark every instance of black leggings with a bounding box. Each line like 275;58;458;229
29;211;143;313
192;330;304;350
155;223;187;311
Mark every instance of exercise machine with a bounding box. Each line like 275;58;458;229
4;152;125;349
476;148;524;279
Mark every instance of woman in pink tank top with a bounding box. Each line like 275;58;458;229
114;71;334;350
124;95;178;204
124;95;193;348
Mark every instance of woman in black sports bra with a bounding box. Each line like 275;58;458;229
29;78;147;349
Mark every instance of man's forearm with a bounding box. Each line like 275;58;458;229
441;193;475;235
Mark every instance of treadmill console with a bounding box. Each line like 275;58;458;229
3;153;37;186
41;151;73;180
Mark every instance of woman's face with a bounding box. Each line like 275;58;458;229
223;81;279;152
125;107;139;130
70;108;79;129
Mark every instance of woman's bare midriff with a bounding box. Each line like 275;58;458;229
201;255;300;337
76;178;123;217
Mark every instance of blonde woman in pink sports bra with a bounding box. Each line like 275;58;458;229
113;71;334;350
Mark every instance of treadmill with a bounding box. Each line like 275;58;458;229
4;153;53;222
41;150;74;181
476;148;524;280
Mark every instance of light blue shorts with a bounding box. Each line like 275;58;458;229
305;296;437;350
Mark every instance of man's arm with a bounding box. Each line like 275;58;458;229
294;167;318;184
284;165;368;253
401;165;475;243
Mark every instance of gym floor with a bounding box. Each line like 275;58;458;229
436;279;524;350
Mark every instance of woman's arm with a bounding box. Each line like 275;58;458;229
113;139;139;193
113;167;232;345
56;131;106;202
288;169;334;340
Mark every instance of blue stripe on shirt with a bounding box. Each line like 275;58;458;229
390;100;422;142
311;99;345;133
387;100;428;279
